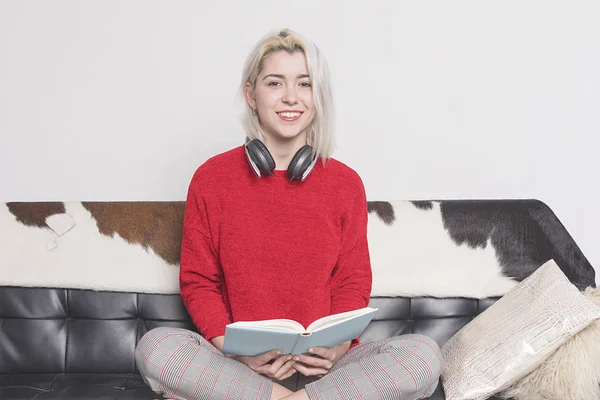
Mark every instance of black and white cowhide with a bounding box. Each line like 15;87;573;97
0;199;594;298
367;200;594;298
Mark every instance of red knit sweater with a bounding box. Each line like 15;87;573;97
179;145;372;349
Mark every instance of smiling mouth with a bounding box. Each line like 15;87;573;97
276;111;303;121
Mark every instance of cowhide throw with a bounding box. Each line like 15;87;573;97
0;200;594;297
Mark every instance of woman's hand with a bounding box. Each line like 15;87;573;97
211;336;296;381
233;350;297;381
291;341;351;377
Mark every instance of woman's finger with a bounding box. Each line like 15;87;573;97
277;366;297;381
307;347;336;361
257;355;292;377
273;360;296;380
292;362;329;377
293;354;332;370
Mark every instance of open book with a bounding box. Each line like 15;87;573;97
222;307;378;356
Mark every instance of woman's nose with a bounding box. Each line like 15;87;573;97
282;86;298;104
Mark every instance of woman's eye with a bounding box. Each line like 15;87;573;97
268;81;281;87
300;82;312;87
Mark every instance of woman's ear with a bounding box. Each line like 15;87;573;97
244;81;256;110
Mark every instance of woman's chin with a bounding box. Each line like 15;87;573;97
265;130;308;142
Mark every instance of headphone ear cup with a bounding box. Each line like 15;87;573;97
287;145;316;182
246;139;276;177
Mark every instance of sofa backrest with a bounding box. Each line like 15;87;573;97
0;199;595;374
0;286;499;374
0;199;594;298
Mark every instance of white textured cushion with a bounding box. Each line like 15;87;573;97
441;259;600;400
498;286;600;400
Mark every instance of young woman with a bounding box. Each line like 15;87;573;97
135;28;442;400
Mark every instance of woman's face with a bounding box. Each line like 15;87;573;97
245;51;315;143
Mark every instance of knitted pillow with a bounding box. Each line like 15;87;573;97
440;259;600;400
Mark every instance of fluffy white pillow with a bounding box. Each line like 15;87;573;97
441;259;600;400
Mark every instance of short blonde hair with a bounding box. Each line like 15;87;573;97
237;28;335;162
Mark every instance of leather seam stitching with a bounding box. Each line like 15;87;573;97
64;289;69;373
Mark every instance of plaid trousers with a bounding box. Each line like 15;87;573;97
135;327;442;400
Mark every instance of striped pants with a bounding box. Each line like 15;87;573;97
135;327;442;400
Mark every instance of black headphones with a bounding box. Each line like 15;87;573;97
244;138;317;183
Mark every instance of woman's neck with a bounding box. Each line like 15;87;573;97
262;132;309;170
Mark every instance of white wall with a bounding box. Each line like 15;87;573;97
1;1;599;273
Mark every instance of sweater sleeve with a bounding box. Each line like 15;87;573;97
179;173;232;341
330;175;373;348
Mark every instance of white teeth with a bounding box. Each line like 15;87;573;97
278;112;301;118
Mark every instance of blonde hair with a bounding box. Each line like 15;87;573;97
237;28;335;162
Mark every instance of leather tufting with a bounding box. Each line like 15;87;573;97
0;286;501;398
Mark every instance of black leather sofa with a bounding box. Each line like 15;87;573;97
0;199;595;399
0;286;501;399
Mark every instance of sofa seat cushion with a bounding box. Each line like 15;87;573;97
0;374;155;400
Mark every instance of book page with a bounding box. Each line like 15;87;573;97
228;318;305;333
307;307;377;332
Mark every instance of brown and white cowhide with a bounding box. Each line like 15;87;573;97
0;202;184;294
0;200;594;297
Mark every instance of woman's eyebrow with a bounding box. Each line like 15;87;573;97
262;73;311;80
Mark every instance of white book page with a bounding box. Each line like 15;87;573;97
307;307;375;332
228;319;305;333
